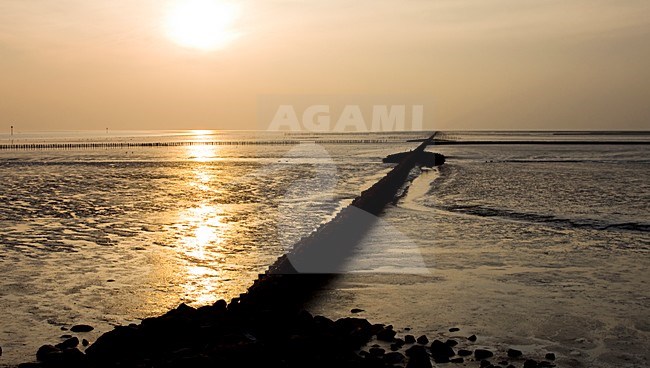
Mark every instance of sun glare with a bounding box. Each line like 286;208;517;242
164;0;240;51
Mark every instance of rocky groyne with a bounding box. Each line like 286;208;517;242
14;133;558;367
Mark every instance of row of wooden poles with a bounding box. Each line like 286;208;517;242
0;139;393;151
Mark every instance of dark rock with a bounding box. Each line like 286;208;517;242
507;348;523;358
36;345;61;362
70;324;94;333
313;315;335;329
0;345;2;357
384;151;446;167
468;334;477;342
377;326;397;342
434;355;450;363
405;335;416;344
430;339;454;363
369;347;385;357
480;360;493;368
175;302;196;315
60;327;68;331
332;317;374;347
475;349;494;360
18;364;42;368
84;325;140;360
416;335;429;344
60;334;72;339
538;361;555;367
457;349;472;356
499;360;509;365
450;357;464;363
390;338;405;351
405;345;432;368
82;339;89;347
384;352;405;364
213;299;227;310
430;340;455;359
405;345;427;357
449;327;460;332
406;358;432;368
445;339;458;347
370;323;386;335
56;337;79;350
524;359;538;368
545;353;556;360
351;308;365;314
507;365;516;368
62;347;85;362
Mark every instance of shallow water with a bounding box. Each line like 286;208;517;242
308;140;650;368
0;131;418;365
0;131;648;367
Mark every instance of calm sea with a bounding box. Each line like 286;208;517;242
0;131;648;367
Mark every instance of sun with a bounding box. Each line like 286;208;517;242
164;0;240;51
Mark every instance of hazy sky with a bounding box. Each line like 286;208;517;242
1;0;649;131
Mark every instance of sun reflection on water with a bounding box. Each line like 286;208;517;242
177;142;230;305
146;141;267;309
188;143;218;163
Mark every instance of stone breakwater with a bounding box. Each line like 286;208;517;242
11;133;562;368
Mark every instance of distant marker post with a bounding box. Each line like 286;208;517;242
10;125;13;136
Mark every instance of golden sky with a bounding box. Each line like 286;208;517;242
1;0;649;131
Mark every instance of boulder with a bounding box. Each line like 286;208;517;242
377;326;396;342
384;352;405;364
523;359;538;368
405;345;432;368
56;337;79;350
480;360;493;368
70;325;94;333
474;349;494;360
405;335;416;344
36;345;61;362
430;340;455;359
445;339;458;347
